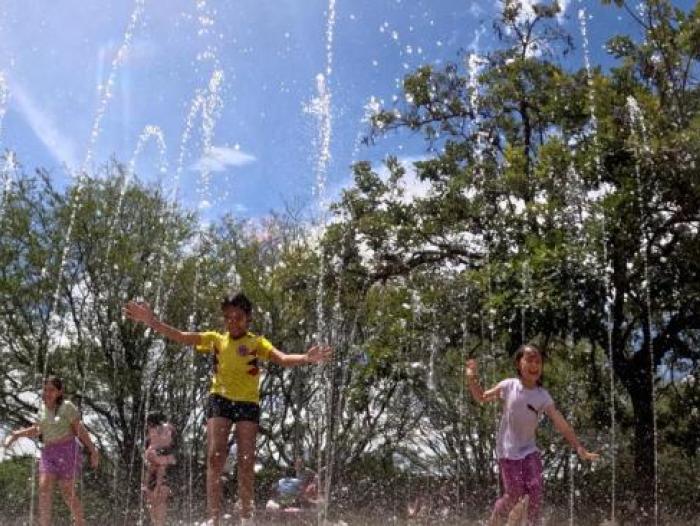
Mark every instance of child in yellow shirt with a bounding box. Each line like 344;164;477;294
124;293;331;525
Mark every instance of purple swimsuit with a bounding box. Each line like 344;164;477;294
492;378;554;525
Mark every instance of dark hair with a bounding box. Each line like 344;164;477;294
144;413;177;451
44;375;65;408
513;344;545;386
221;293;253;317
146;412;167;427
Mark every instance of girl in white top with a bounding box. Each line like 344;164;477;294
466;344;598;526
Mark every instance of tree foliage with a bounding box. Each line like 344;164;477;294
0;1;699;524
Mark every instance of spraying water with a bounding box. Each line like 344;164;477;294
520;261;530;344
563;160;590;525
101;125;169;274
626;96;659;526
84;0;147;172
173;69;225;203
578;7;617;522
105;122;167;518
158;3;226;520
0;71;8;141
302;2;337;523
427;333;438;392
128;125;168;178
40;0;147;375
195;0;222;70
172;0;224;203
22;3;148;523
467;49;501;500
467;53;487;165
0;150;18;222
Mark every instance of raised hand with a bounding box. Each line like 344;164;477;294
89;449;100;469
3;433;16;448
123;301;154;325
576;446;600;462
465;358;479;380
306;344;333;364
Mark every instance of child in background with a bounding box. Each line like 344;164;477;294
466;344;599;526
4;375;99;526
265;458;321;514
143;412;176;526
295;457;322;508
269;470;303;510
124;292;332;526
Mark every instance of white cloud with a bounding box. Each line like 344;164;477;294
376;155;433;203
558;0;570;22
323;154;433;215
8;79;79;168
503;0;570;58
189;145;256;173
468;3;484;18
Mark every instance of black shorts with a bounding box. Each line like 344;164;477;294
207;394;260;423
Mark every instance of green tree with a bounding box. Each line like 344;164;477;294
0;161;218;520
330;0;700;517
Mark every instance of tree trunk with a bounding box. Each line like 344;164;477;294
615;350;657;522
610;246;657;520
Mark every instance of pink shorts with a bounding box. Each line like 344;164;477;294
39;438;82;480
493;451;543;525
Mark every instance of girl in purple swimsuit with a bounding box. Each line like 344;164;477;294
4;376;99;526
143;412;177;526
466;344;599;526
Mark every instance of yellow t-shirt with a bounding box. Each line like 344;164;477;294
196;331;274;403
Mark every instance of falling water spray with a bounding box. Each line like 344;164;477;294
578;7;618;521
302;1;337;522
21;3;147;523
626;96;659;526
0;72;8;141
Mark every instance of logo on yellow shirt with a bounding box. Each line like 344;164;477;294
237;344;259;376
247;358;260;376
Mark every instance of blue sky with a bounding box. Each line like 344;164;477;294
0;0;688;220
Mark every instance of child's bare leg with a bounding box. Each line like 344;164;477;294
207;417;232;525
488;509;505;526
145;489;156;524
151;485;169;526
492;458;525;526
236;420;258;519
58;478;85;526
38;473;55;526
506;495;529;526
522;453;542;525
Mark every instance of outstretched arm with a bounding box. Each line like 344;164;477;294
123;301;202;346
4;424;40;447
465;359;501;403
269;344;333;368
544;405;600;461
